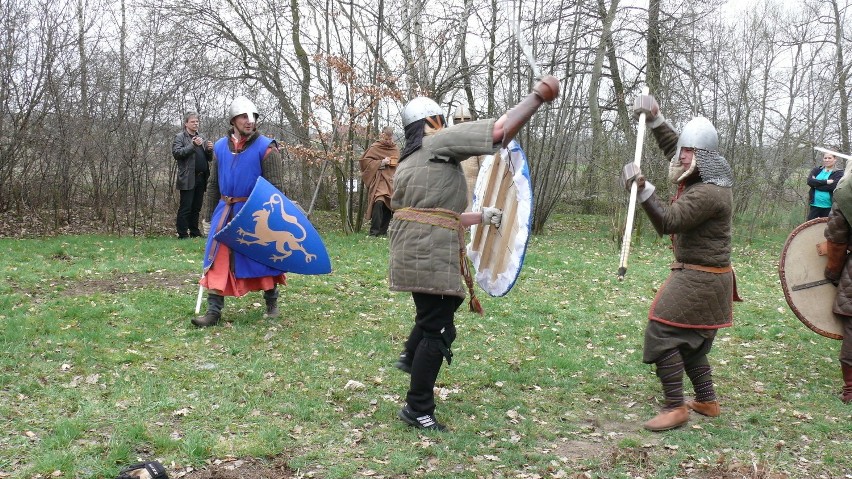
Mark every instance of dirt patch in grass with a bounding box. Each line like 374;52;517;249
553;419;791;478
57;270;195;296
553;418;661;466
177;457;295;479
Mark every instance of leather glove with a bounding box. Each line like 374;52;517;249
481;207;503;228
824;240;848;284
632;94;665;128
621;163;655;202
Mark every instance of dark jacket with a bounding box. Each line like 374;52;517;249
807;166;843;205
172;130;212;190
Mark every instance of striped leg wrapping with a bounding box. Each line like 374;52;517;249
655;349;685;408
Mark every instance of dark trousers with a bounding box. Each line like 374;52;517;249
808;205;831;220
405;292;463;414
176;174;207;237
369;201;393;236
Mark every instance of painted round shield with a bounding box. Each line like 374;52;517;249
779;217;843;339
467;140;532;297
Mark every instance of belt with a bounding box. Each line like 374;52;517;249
205;195;250;265
394;207;483;315
220;195;248;205
670;262;732;273
670;261;742;302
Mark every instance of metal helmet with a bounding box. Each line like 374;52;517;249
228;95;260;123
452;105;472;123
671;117;720;184
676;116;718;152
401;97;444;127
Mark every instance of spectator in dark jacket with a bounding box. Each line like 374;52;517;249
807;152;843;220
172;112;213;238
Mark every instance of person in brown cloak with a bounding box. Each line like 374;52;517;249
623;93;741;432
359;126;399;236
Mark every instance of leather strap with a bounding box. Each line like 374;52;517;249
221;195;248;205
670;262;732;274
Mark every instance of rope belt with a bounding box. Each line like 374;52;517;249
670;261;742;302
394;207;483;315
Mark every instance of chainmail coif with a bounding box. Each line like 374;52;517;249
696;149;734;188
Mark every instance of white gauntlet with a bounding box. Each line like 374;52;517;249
481;207;503;228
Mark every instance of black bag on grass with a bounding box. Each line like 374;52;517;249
116;460;169;479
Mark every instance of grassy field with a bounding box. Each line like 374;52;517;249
1;212;850;479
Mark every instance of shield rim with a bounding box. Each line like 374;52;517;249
778;216;842;340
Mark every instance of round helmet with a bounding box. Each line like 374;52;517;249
676;116;718;152
452;105;472;122
228;95;260;123
401;97;444;127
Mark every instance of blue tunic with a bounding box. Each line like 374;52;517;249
203;135;283;278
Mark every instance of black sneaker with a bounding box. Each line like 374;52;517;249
398;404;446;431
393;351;412;374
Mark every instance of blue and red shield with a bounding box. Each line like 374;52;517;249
214;177;332;275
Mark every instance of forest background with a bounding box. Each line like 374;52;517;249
1;0;850;239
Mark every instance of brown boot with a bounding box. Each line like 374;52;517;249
686;400;720;417
643;405;689;432
842;364;852;404
192;311;221;327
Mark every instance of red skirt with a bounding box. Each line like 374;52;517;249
200;245;286;297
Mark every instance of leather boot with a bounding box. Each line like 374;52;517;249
842;364;852;404
192;311;221;327
263;288;279;319
686;400;720;417
192;293;224;327
643;405;689;432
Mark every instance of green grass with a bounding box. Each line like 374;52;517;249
1;212;850;478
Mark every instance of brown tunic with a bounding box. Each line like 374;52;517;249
645;123;735;330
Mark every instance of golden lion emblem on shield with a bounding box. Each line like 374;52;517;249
236;194;317;263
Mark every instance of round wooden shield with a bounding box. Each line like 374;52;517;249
467;140;532;297
779;217;843;340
